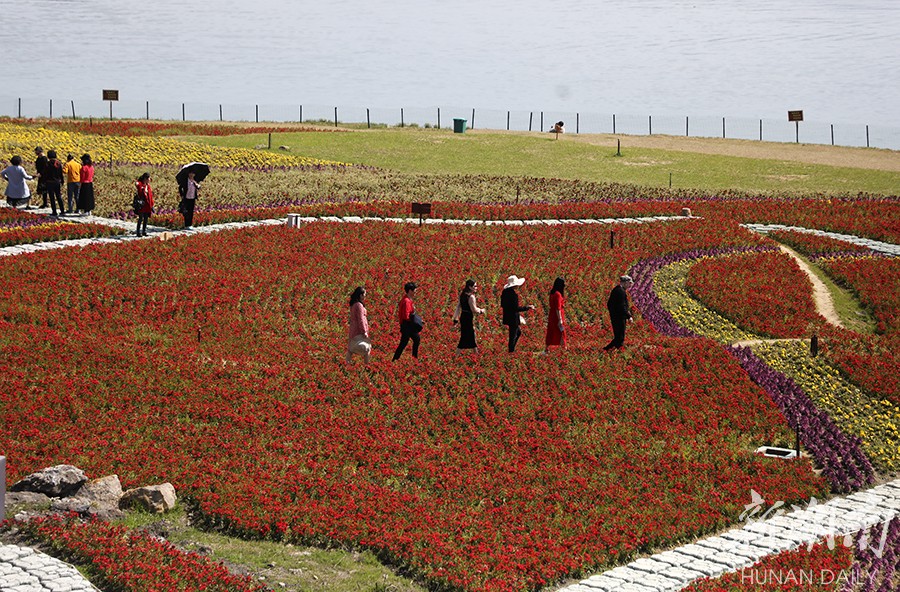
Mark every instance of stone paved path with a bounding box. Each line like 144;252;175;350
558;478;900;592
743;223;900;257
0;544;98;592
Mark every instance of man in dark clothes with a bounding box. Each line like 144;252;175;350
604;275;634;350
500;275;535;353
34;146;48;208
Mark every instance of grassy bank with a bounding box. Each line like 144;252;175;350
190;128;900;194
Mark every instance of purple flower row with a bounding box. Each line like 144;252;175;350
629;247;875;493
0;216;64;231
841;516;900;592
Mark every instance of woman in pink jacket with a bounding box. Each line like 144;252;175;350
134;173;154;237
346;286;371;364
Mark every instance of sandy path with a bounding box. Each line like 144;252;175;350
779;244;844;327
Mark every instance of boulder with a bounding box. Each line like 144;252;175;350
9;465;87;497
4;491;52;509
73;475;123;508
119;483;177;513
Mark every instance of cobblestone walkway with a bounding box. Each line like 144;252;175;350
0;544;98;592
743;223;900;256
559;479;900;592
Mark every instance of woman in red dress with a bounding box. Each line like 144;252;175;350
134;173;154;237
545;277;566;352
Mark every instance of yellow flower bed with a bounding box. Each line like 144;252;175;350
754;342;900;472
0;123;347;168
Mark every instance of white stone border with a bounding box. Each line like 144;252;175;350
0;544;99;592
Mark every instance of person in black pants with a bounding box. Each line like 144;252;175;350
33;146;48;208
604;275;634;350
500;275;535;353
42;150;65;216
392;282;421;361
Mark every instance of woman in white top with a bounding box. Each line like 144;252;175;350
2;155;34;208
180;171;201;229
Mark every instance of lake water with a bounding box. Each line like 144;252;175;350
2;0;899;148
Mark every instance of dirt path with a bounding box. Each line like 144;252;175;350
778;244;845;327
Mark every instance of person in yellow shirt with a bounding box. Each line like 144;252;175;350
62;153;81;214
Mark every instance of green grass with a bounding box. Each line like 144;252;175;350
189;128;900;194
120;508;426;592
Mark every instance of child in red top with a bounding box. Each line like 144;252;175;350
134;173;154;237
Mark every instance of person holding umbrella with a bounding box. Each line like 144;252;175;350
176;162;209;229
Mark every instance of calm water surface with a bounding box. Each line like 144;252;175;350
2;0;899;135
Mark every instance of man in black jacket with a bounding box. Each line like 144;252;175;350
604;275;634;350
500;275;534;353
34;146;48;208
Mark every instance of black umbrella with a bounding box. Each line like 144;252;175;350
176;162;210;186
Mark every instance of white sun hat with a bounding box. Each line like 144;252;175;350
503;275;526;289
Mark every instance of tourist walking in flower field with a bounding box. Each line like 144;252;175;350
603;275;634;350
500;275;535;353
62;154;81;214
346;286;372;364
453;279;486;352
545;277;567;353
42;150;65;216
77;154;95;215
179;171;201;229
134;173;154;237
2;156;34;208
392;282;421;361
33;146;48;208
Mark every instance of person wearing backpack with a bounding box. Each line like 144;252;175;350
134;173;154;237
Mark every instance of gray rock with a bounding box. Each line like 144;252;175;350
9;465;88;497
73;475;123;508
119;483;177;513
4;491;52;509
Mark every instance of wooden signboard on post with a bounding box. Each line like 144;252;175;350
788;110;803;143
103;89;119;119
412;202;432;226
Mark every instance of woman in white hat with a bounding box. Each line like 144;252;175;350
500;275;535;353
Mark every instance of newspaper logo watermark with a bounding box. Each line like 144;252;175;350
739;489;890;557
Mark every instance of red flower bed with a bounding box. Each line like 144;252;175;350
767;230;870;258
0;208;124;247
4;515;267;592
820;327;900;406
0;219;828;591
818;255;900;335
685;251;824;338
6;118;341;136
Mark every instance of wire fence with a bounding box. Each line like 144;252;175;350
3;95;898;151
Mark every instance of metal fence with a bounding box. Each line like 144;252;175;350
3;95;898;151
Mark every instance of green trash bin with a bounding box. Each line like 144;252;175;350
453;118;467;134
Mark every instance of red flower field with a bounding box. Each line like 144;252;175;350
0;219;830;591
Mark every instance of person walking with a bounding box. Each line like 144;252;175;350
603;275;634;350
392;282;421;361
42;150;65;216
62;153;81;214
77;154;95;215
346;286;372;364
452;279;486;352
500;275;535;353
180;171;200;229
545;277;567;353
33;146;48;208
2;156;34;208
134;173;154;237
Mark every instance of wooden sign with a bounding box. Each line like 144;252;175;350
411;203;432;215
102;89;120;101
788;110;803;122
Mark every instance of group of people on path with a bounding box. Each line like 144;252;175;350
2;147;95;215
346;275;635;364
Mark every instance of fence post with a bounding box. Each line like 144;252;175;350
219;104;223;122
831;124;834;146
268;132;272;149
147;101;150;120
299;105;303;123
576;113;579;134
685;116;689;137
256;104;259;123
649;115;652;135
471;108;475;130
507;111;510;131
335;107;339;127
400;108;404;128
759;119;763;141
49;98;53;119
540;111;544;132
437;107;440;129
367;108;371;129
722;117;726;139
71;100;76;119
866;125;870;148
109;101;113;120
1;455;5;522
182;103;186;122
18;97;21;118
528;112;533;132
613;114;616;134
